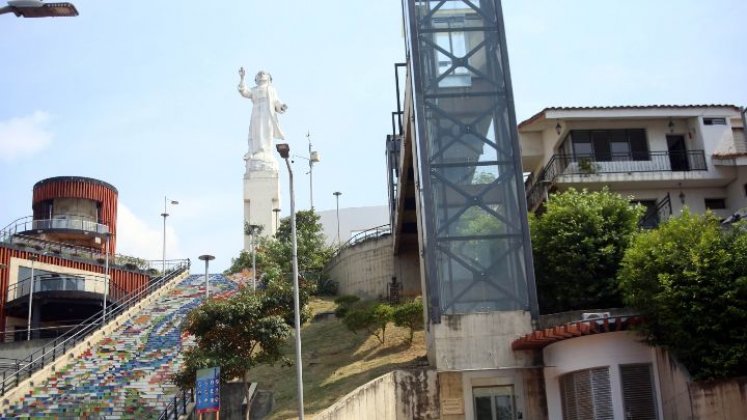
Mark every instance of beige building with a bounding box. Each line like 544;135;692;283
520;105;747;223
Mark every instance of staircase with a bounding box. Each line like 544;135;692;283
2;274;235;418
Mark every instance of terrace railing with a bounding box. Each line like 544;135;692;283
526;150;707;211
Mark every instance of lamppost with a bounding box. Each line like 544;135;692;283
198;255;215;300
273;208;281;232
276;142;305;420
247;224;260;292
1;0;78;18
333;192;342;245
296;132;320;210
161;197;179;277
26;254;38;341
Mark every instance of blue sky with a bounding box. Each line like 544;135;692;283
1;0;745;272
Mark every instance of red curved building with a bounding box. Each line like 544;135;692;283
29;176;118;253
0;177;151;338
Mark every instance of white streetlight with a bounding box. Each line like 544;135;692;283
198;255;215;300
296;132;320;210
0;0;78;18
26;254;38;341
333;192;342;245
247;224;260;292
276;142;305;420
161;197;179;277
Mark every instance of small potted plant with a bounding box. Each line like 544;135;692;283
578;157;598;175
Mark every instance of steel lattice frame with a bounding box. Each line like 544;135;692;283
404;0;538;322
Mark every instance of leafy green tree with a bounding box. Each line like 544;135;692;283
226;210;334;288
173;290;291;420
393;298;424;345
618;210;747;380
269;209;335;274
343;302;395;344
530;188;644;313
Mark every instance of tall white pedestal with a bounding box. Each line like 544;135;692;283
243;168;280;250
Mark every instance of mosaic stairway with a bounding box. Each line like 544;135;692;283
2;274;236;419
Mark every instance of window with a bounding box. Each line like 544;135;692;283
473;386;515;420
703;117;726;126
704;198;727;210
561;130;649;162
620;364;659;420
560;367;613;420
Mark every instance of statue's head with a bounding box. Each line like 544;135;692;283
255;71;272;85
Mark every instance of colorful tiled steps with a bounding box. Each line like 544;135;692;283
2;274;235;418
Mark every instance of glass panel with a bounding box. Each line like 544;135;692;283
629;129;650;160
473;386;515;420
592;131;611;162
609;130;630;161
412;0;533;317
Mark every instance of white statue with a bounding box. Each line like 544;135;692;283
238;68;288;171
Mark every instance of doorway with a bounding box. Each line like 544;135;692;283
667;135;689;171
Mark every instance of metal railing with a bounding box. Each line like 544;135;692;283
0;259;189;397
638;193;673;229
5;273;128;306
525;150;707;211
158;388;194;420
0;322;93;343
1;216;109;240
1;231;153;273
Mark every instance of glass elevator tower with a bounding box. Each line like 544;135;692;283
403;0;538;322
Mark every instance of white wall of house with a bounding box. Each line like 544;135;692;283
542;331;664;420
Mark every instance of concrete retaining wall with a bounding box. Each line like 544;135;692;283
326;235;422;301
655;347;747;419
326;236;393;300
314;369;438;420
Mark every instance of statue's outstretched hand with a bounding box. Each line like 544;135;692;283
277;104;288;113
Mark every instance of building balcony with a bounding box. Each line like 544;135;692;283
526;150;707;211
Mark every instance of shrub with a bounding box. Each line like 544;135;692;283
393;298;424;344
530;188;643;313
618;211;747;380
342;301;394;344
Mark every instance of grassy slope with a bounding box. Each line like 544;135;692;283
249;297;426;419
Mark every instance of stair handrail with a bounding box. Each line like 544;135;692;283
0;259;190;397
158;388;194;420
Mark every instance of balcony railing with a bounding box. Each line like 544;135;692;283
526;150;707;211
5;273;128;305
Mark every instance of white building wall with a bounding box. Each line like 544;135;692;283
543;331;664;420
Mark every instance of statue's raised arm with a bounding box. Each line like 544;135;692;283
237;69;288;171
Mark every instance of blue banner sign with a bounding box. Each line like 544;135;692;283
195;366;220;413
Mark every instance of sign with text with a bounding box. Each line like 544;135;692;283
195;367;220;413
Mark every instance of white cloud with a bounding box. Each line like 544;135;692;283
116;203;182;261
0;111;54;162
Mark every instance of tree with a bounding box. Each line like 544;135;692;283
530;188;644;313
618;210;747;380
226;210;334;287
393;298;424;345
173;289;291;419
343;302;395;344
